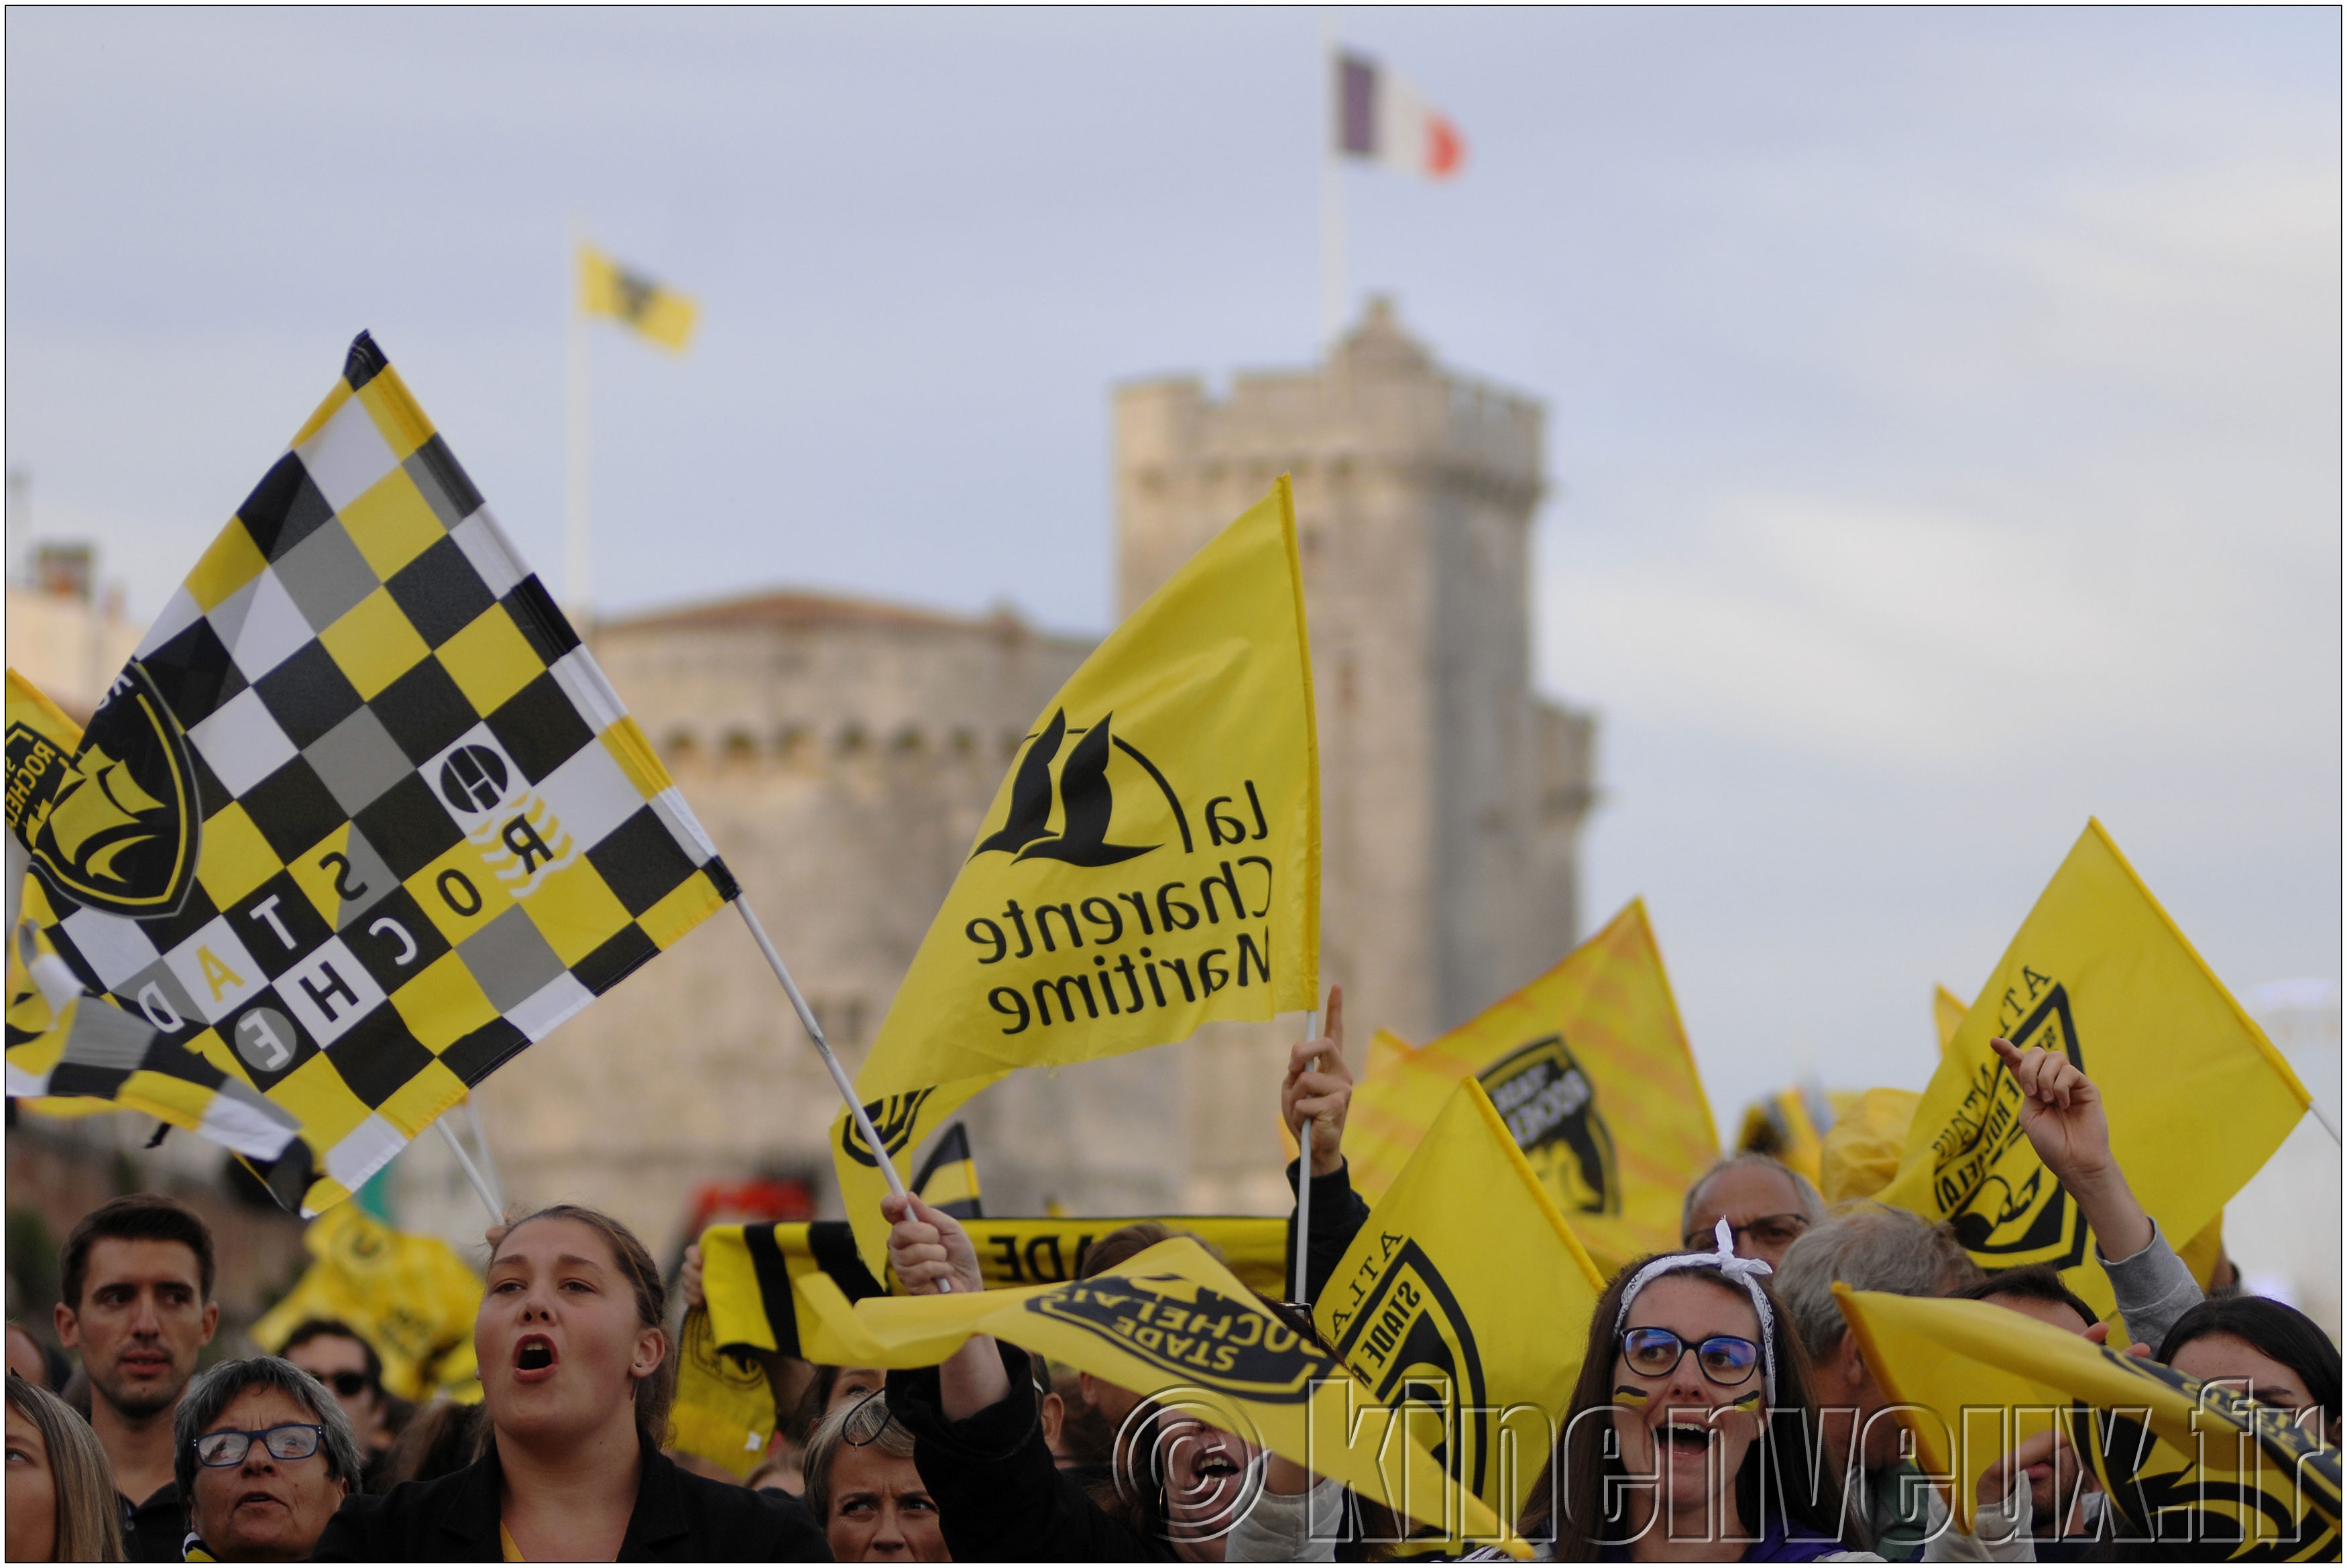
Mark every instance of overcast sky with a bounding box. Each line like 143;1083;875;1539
7;7;2338;1128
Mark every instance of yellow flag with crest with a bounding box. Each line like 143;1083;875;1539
1836;1284;2339;1555
1876;820;2309;1330
1317;1077;1604;1548
1335;900;1713;1276
834;479;1319;1272
249;1203;483;1402
787;1233;1520;1550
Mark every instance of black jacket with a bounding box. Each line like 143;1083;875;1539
889;1339;1176;1563
118;1480;185;1563
1285;1155;1371;1309
310;1432;829;1561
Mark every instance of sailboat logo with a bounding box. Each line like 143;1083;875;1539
972;709;1192;867
9;664;201;918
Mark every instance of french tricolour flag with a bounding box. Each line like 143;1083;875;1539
1335;51;1465;180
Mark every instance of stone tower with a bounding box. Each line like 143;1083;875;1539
1116;300;1595;1055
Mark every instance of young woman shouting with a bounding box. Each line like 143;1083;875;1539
314;1204;827;1561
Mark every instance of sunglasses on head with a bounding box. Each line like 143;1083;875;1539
838;1384;897;1449
1619;1327;1761;1387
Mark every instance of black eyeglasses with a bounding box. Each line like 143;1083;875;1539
319;1371;370;1400
1684;1213;1809;1252
192;1423;327;1468
1619;1328;1760;1387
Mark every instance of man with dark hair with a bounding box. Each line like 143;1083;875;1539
52;1193;219;1561
1949;1264;2101;1337
278;1319;393;1484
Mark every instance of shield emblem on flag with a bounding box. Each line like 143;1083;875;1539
15;664;202;917
1935;985;2089;1269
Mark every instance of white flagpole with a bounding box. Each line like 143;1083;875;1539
1320;17;1347;347
460;1098;507;1213
733;900;913;1205
1291;996;1323;1305
435;1120;504;1224
565;222;593;622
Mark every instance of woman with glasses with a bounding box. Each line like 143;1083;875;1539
313;1204;829;1561
1520;1221;1877;1562
171;1357;363;1561
801;1390;950;1561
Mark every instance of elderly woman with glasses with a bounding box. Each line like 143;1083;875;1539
801;1390;950;1562
172;1357;365;1562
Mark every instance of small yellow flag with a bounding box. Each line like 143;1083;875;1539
1339;900;1715;1276
669;1307;778;1480
1876;821;2310;1329
1317;1077;1604;1547
788;1234;1515;1549
578;242;697;352
249;1205;483;1402
1835;1284;2340;1553
834;479;1320;1271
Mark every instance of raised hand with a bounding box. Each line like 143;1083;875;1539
883;1190;983;1296
1281;984;1351;1178
1993;1036;2112;1185
1991;1035;2151;1261
679;1242;705;1310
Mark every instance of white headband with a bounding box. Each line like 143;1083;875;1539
1612;1217;1778;1405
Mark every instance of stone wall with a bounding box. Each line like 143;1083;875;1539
1115;300;1598;1211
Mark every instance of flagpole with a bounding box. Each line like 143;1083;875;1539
564;222;593;622
733;900;912;1207
1291;996;1323;1305
1320;16;1346;346
460;1098;507;1213
435;1119;505;1224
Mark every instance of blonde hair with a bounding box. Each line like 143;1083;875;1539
801;1390;916;1523
8;1374;127;1562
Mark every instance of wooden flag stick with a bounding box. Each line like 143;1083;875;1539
1291;999;1323;1307
435;1119;504;1223
735;900;909;1203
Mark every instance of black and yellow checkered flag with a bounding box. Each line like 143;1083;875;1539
3;333;737;1213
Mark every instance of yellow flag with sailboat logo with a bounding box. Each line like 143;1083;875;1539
790;1234;1518;1549
1876;820;2309;1331
1337;900;1715;1277
6;669;162;1121
1318;1077;1605;1548
1836;1284;2340;1553
833;479;1320;1272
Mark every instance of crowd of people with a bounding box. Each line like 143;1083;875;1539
3;996;2337;1563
